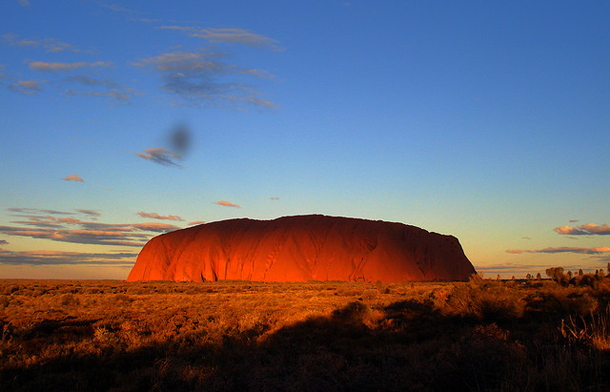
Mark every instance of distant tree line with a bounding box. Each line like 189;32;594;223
540;264;610;287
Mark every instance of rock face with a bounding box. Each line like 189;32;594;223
127;215;476;283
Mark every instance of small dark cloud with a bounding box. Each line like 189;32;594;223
0;240;8;246
168;123;192;156
269;197;280;201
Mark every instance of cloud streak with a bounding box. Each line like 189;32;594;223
3;32;85;53
138;212;183;221
555;223;610;236
63;174;84;182
8;80;43;95
506;246;610;255
159;26;284;51
188;221;205;226
1;208;180;247
29;61;113;71
0;249;137;265
136;148;182;167
214;200;240;208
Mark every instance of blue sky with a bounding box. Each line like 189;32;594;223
1;0;609;279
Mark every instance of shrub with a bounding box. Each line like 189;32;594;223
561;306;610;351
535;287;598;316
440;277;526;321
331;301;371;324
361;288;380;301
60;293;80;306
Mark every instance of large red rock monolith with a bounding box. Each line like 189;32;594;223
127;215;475;282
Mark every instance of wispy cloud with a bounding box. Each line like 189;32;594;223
0;225;148;247
131;49;275;108
136;148;182;167
0;207;181;247
3;32;85;53
159;26;284;51
63;75;138;103
64;75;118;87
29;61;113;71
63;174;84;182
131;18;159;23
138;212;183;221
198;28;284;51
132;222;181;233
269;196;280;201
506;246;610;255
8;208;67;215
8;80;43;95
213;200;240;208
554;223;610;236
18;0;30;7
75;209;101;218
95;1;139;14
65;87;136;104
188;221;205;226
0;249;137;265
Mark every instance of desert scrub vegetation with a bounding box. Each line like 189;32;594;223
1;274;610;391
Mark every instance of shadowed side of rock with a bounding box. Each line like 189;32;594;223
127;215;476;282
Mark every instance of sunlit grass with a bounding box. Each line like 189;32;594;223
2;275;610;390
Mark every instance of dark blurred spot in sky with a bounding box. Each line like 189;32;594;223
169;123;192;156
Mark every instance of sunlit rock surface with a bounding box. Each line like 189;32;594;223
127;215;476;282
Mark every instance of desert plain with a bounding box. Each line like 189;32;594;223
2;272;610;391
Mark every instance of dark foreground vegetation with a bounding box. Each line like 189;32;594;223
2;270;610;391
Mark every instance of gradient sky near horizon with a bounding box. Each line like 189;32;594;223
1;0;609;280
